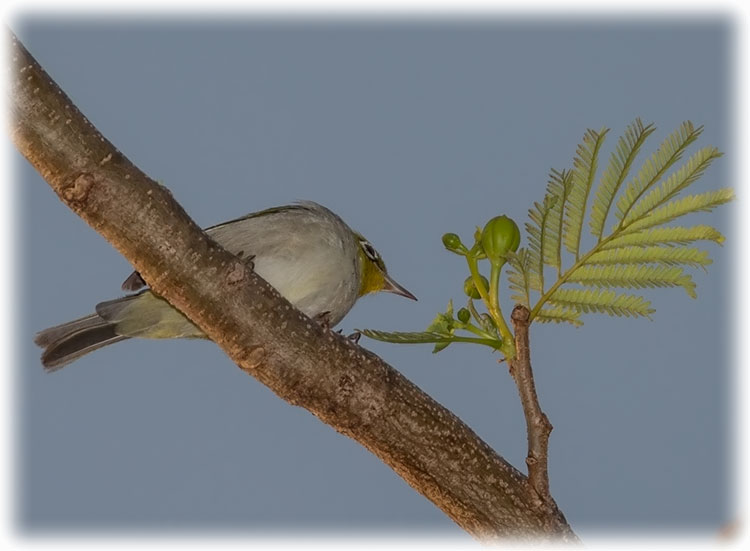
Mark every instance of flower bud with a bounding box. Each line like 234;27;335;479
481;215;520;265
463;275;488;299
457;307;471;323
442;233;466;255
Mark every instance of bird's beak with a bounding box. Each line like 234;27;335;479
383;274;417;301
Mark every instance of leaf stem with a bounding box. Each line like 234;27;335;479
448;336;504;349
467;254;515;358
467;298;484;326
489;262;515;346
457;321;497;340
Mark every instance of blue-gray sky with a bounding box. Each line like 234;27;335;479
14;18;732;539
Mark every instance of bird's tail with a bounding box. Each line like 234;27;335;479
34;313;130;372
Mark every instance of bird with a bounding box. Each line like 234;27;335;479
35;201;416;371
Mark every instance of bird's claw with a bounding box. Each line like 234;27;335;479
236;251;256;270
314;311;332;331
336;329;361;343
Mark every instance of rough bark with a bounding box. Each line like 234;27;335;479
9;31;578;541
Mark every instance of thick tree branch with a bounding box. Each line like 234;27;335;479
509;305;555;511
9;31;577;541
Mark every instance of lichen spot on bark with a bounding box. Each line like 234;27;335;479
338;373;354;398
238;345;266;372
226;261;247;285
63;173;95;203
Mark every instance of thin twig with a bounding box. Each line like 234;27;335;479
509;305;554;508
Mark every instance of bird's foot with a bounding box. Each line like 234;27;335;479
335;329;361;344
236;251;256;270
314;311;332;331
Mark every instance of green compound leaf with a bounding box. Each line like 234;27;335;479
623;188;734;233
601;225;725;249
526;194;557;293
506;249;533;307
548;287;655;318
424;300;456;352
615;121;703;225
564;127;609;259
622;146;723;228
586;246;712;268
361;330;453;346
525;120;729;327
543;169;574;272
359;329;503;353
567;264;697;298
590;118;656;242
536;307;583;327
426;300;455;334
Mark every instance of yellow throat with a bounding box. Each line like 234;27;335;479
358;247;387;296
356;238;417;301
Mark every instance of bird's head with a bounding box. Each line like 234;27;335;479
355;235;416;301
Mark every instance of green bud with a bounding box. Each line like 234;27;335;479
442;233;466;254
457;307;471;323
463;275;488;300
481;215;521;265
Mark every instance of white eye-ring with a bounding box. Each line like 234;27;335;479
360;239;380;261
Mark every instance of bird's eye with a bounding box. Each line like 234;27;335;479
361;240;379;261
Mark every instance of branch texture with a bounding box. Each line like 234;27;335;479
9;32;577;541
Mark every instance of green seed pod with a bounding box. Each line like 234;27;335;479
457;307;471;323
481;215;521;265
442;233;466;254
463;275;488;300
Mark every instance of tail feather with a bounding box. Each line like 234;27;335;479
35;314;130;372
34;314;103;347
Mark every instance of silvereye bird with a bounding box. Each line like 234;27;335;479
35;201;416;370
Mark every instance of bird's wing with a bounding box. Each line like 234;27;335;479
119;204;316;291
